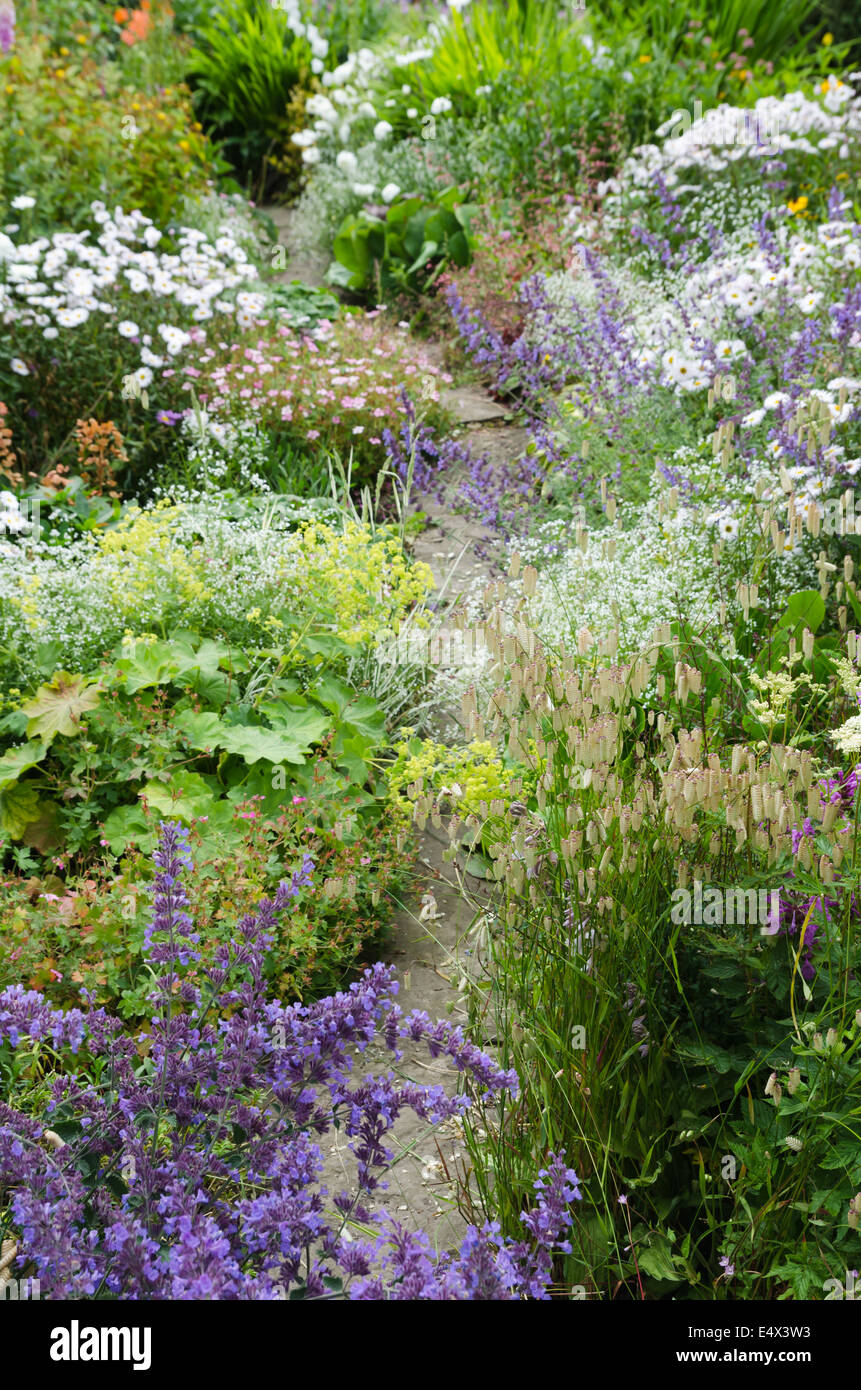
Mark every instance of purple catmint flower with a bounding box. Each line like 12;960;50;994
0;985;88;1053
0;2;15;55
0;824;578;1300
775;889;834;981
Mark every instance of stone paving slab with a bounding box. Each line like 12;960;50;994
258;203;331;289
440;386;509;422
316;832;496;1250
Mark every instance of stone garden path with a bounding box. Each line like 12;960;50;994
262;204;527;1249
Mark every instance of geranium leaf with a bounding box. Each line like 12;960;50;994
0;740;48;787
22;673;101;742
0;782;43;839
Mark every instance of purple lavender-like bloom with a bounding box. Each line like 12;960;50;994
775;889;829;981
350;1153;581;1300
0;825;551;1300
0;985;88;1053
0;2;15;56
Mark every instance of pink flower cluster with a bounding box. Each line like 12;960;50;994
174;314;452;469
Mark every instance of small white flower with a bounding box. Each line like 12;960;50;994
55;306;89;327
430;97;452;116
336;150;358;177
715;338;746;361
763;392;790;410
11;196;36;211
117;320;139;338
352;182;376;198
10;358;29;376
381;183;400;204
833;714;861;754
134;366;153;388
796;290;823;315
373;120;393;141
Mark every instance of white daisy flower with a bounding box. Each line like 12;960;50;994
796;291;823;314
55;306;89;327
742;408;766;428
715;338;746;361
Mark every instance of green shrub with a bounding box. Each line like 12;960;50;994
330;186;478;298
184;0;313;197
0;755;412;1015
0;39;217;230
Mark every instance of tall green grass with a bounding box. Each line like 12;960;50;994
434;605;861;1299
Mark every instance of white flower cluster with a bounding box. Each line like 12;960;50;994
288;16;451;197
179;411;271;491
0;200;264;379
0;491;32;560
522;503;720;658
602;76;861;200
429;491;723;713
272;0;329;72
290;10;619;196
0;495;335;683
547;195;860;394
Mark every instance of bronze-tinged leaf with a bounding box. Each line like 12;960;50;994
22;801;61;855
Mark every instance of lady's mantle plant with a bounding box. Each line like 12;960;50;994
0;821;580;1299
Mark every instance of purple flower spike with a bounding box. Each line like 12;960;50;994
0;3;15;56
